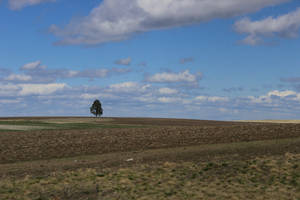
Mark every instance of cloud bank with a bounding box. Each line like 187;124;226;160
50;0;289;45
234;7;300;45
1;61;131;83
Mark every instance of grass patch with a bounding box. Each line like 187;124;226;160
45;122;143;130
0;153;299;200
0;129;22;132
0;120;143;131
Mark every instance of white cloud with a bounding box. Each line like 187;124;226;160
109;82;138;91
18;83;67;96
50;0;289;45
76;69;109;79
108;82;151;93
219;108;239;114
80;93;116;100
5;60;129;83
158;97;182;103
158;87;178;95
21;61;46;71
9;0;55;10
66;70;79;78
0;83;67;96
135;94;156;103
1;80;300;119
234;8;300;45
0;99;21;104
195;96;229;102
268;90;297;97
0;84;19;91
248;90;300;104
115;57;132;66
146;70;201;84
5;74;32;81
0;84;20;96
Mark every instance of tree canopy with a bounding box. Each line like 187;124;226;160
90;99;103;117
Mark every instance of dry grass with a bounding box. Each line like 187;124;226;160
0;153;299;200
38;117;113;124
0;125;48;131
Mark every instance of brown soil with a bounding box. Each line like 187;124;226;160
1;118;300;164
1;137;300;178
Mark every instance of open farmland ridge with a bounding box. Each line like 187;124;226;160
0;117;300;165
1;117;300;199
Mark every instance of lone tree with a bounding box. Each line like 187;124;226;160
90;99;103;117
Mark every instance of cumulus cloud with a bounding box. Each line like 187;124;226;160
53;68;129;81
107;82;151;93
0;83;20;96
3;61;131;83
50;0;289;45
0;83;67;96
0;99;21;104
9;0;55;10
146;70;202;84
269;90;298;98
80;93;116;100
4;74;32;82
115;57;132;66
18;83;67;96
158;87;178;95
68;69;109;79
158;97;182;103
234;8;300;45
21;61;46;71
248;90;300;103
219;108;239;114
195;96;229;102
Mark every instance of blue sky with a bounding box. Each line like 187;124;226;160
1;0;300;120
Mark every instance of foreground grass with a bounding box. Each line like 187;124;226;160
1;153;299;200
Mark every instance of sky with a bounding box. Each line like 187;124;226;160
0;0;300;120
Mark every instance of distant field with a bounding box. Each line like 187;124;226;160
0;124;48;131
0;117;299;199
239;120;300;124
0;117;139;131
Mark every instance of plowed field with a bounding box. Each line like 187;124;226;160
0;118;299;164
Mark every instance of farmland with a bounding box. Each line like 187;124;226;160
0;117;300;199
